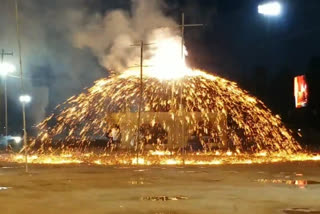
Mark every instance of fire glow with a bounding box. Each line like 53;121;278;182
4;28;319;166
2;151;320;166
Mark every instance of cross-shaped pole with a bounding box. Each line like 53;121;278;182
174;13;204;111
1;49;13;62
131;41;153;164
180;13;204;62
177;13;204;161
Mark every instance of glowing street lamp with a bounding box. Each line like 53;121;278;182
258;1;282;16
19;94;31;103
0;62;15;76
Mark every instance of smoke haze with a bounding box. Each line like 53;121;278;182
0;0;178;130
73;0;178;73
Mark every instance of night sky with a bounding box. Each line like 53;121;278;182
172;0;320;77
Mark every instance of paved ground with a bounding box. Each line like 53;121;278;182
0;161;320;214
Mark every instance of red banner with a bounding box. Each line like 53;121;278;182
294;75;308;108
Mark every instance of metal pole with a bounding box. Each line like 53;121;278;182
180;13;185;163
1;50;3;136
136;40;144;164
0;49;13;138
181;13;185;65
14;0;28;173
180;13;185;109
4;77;8;137
22;102;27;172
1;49;3;63
177;12;204;159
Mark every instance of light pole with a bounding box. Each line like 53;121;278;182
177;13;203;155
131;40;153;164
15;0;30;173
19;94;31;172
0;58;15;138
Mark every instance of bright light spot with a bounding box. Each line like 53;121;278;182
0;62;15;76
312;156;320;161
19;95;32;103
257;151;267;157
12;136;22;144
163;159;179;165
94;160;102;165
0;187;11;191
258;1;282;16
132;157;145;165
149;150;172;156
144;28;191;80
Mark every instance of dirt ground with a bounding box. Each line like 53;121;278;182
0;161;320;214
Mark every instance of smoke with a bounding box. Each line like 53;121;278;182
0;0;179;130
0;0;104;127
73;0;178;73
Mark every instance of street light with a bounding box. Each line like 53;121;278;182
258;1;282;16
19;94;31;103
0;62;15;76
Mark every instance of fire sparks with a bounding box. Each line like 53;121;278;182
1;152;320;166
4;28;318;166
12;154;82;164
34;66;301;155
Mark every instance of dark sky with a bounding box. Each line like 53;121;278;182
173;0;320;79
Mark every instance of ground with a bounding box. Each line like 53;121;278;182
0;161;320;214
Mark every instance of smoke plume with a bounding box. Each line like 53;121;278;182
73;0;178;73
0;0;179;130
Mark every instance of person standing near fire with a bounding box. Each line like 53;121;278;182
109;125;121;151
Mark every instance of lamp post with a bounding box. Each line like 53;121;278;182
19;94;31;172
15;0;30;173
0;60;15;137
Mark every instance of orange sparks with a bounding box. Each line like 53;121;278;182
9;29;316;166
